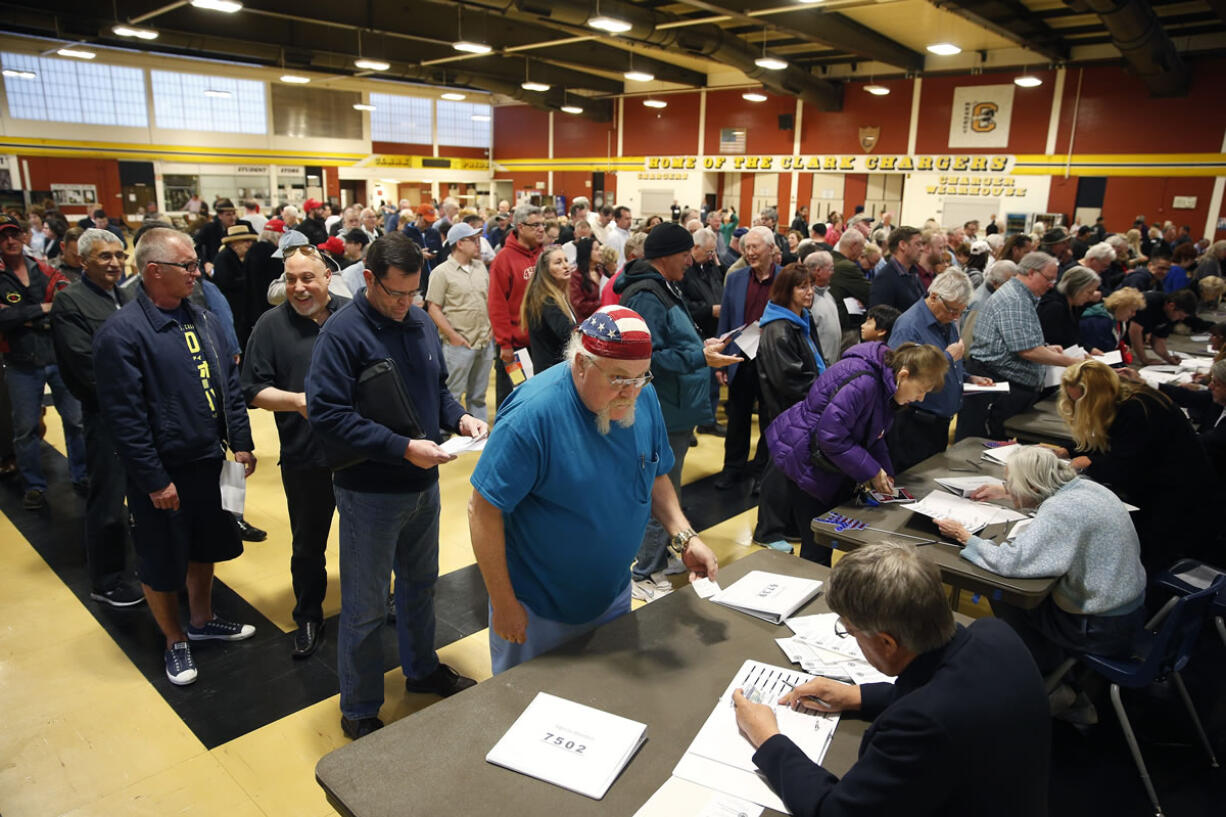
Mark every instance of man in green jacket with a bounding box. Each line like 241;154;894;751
829;229;873;352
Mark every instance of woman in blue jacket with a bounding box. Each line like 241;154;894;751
760;341;948;564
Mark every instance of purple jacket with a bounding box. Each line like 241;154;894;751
765;342;898;502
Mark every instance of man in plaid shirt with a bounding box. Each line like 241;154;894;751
965;251;1086;437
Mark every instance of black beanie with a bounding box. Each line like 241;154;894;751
644;222;693;259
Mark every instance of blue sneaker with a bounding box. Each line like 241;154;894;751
165;641;198;685
760;540;795;552
187;616;255;642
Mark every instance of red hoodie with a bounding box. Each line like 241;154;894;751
487;231;540;351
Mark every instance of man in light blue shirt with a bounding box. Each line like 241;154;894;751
887;270;994;470
469;306;719;674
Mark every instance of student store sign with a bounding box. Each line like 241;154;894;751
644;154;1016;173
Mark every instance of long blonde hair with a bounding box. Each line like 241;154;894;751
520;246;574;330
1058;359;1168;452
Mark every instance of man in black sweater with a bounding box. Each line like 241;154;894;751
734;542;1050;817
49;228;143;608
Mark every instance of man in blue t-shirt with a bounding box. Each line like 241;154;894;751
470;306;719;674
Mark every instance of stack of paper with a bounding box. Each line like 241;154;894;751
900;490;1026;533
710;571;823;624
778;613;896;686
673;660;840;813
1138;365;1191;388
633;777;763;817
440;433;487;456
981;443;1022;465
486;692;647;800
732;322;762;360
934;475;1005;496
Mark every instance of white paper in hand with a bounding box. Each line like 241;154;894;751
843;297;865;316
692;577;721;599
732;322;762;360
440;434;487;456
219;460;246;515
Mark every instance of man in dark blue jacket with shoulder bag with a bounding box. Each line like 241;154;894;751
94;227;257;688
307;232;488;741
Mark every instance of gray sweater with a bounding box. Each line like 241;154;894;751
962;477;1145;615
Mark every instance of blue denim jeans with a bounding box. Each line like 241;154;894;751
489;583;632;675
5;363;86;490
631;428;692;581
334;482;442;720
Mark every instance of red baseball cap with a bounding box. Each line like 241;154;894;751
318;236;346;255
303;198;324;212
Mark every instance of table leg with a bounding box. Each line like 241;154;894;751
948;585;962;610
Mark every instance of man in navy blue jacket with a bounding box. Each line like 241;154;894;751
733;541;1050;817
94;227;257;688
869;226;926;313
307;232;488;741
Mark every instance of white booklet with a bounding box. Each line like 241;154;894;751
934;475;1005;496
981;443;1022;465
485;692;647;800
633;776;763;817
900;490;1026;534
674;660;840;813
710;571;823;624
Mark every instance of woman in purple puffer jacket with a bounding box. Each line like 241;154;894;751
759;341;949;564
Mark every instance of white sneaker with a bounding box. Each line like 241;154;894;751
651;570;675;596
664;555;687;575
631;578;656;602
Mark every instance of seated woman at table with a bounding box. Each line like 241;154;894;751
935;446;1146;686
1056;359;1222;571
761;341;948;565
1038;265;1100;349
1079;286;1145;364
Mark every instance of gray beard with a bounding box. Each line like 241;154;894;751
594;402;637;435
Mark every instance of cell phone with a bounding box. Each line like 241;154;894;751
867;487;914;504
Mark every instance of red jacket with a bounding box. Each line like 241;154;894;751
487;231;540;350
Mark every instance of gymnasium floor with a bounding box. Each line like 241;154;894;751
1;391;1221;816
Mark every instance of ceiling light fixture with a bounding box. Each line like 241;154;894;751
561;104;584;114
864;84;890;95
521;59;550;92
353;103;375;111
203;89;232;98
441;92;466;101
2;69;37;80
589;0;631;34
57;48;96;60
742;91;767;102
624;70;654;82
643;98;667;109
280;74;310;84
1014;74;1043;87
354;58;390;72
452;6;491;54
190;0;243;12
926;43;961;56
112;25;158;40
755;26;787;70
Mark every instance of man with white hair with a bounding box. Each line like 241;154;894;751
470;306;719;673
436;197;460;234
716;225;780;490
888;270;995;468
385;198;411;234
830;229;873;349
804;250;841;366
1079;241;1118;291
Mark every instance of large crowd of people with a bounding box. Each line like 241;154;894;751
3;189;1224;811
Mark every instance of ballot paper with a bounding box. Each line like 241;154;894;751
710;571;823;624
900;490;1026;533
779;614;898;686
633;776;763;817
732;322;762;360
1096;349;1124;366
1042;345;1087;388
440;434;487;456
935;475;1005;497
843;297;866;316
981;443;1022;465
963;381;1010;394
674;660;840;813
485;692;647;800
1138;365;1190;388
1179;356;1215;373
513;347;535;380
692;577;721;599
1190;334;1211;343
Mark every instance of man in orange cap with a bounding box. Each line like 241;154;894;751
403;203;443;289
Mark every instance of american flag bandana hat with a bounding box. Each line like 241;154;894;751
578;305;653;360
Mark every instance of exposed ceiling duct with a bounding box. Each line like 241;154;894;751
1077;0;1191;96
510;0;843;111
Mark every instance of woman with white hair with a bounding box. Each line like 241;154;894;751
1037;264;1100;349
936;445;1146;681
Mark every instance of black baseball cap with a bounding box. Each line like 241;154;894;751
0;214;23;233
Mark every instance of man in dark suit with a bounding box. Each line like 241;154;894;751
734;541;1050;817
869;226;925;313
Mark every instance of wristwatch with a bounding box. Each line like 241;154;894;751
668;528;697;556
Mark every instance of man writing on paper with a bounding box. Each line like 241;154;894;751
732;542;1049;817
469;305;720;674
